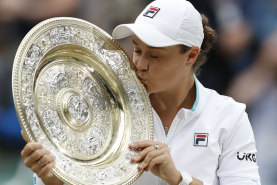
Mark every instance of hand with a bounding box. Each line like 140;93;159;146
20;130;63;185
129;140;182;185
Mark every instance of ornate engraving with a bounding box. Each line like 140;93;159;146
44;66;69;92
124;83;145;113
67;95;89;123
50;26;75;45
24;44;42;72
82;127;105;155
42;110;67;142
82;79;106;111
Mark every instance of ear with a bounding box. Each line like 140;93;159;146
186;46;200;65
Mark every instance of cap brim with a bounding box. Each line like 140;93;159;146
112;23;181;47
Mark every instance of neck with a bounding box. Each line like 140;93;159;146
150;74;196;112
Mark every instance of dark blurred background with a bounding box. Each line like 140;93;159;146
0;0;276;184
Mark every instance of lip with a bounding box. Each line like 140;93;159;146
138;78;147;89
137;76;147;83
140;78;147;83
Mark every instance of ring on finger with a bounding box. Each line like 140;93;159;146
154;144;159;150
38;160;44;167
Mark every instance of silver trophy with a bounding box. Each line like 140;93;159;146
12;17;153;185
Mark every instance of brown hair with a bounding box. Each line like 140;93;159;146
180;14;217;74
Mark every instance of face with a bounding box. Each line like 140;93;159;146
132;36;195;94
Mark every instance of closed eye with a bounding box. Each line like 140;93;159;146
133;46;142;54
150;55;159;59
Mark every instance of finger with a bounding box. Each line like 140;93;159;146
145;153;167;171
129;140;156;150
21;130;28;142
138;147;166;170
39;153;56;167
31;161;44;173
25;148;53;168
21;142;44;159
30;154;55;173
131;142;166;162
24;156;33;168
30;148;51;162
131;145;157;163
37;162;56;178
24;150;47;167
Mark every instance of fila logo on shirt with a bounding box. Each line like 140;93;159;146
194;133;208;147
143;6;160;18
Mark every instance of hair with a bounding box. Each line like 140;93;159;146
180;14;217;74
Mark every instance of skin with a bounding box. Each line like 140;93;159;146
21;36;203;185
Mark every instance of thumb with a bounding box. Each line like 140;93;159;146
21;130;28;142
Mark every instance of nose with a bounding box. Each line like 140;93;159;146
133;54;149;71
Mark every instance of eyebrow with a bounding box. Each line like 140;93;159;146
132;39;166;50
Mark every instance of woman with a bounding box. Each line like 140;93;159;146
21;0;261;184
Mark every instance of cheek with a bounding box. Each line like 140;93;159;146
152;63;175;78
152;61;185;84
148;65;173;87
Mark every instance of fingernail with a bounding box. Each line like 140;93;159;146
138;163;144;169
131;156;138;161
129;147;137;151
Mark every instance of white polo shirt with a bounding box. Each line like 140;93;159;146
34;78;261;185
135;78;261;185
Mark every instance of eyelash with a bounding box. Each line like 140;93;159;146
133;49;159;59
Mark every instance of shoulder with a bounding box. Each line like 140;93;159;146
199;85;255;150
194;78;248;132
197;83;250;138
200;84;246;117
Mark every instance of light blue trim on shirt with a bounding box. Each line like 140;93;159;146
33;175;37;185
251;179;259;185
190;75;199;112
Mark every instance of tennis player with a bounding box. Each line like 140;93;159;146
21;0;261;184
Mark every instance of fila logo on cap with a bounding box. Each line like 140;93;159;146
143;6;160;18
194;133;208;147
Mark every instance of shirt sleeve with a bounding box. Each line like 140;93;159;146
217;111;261;185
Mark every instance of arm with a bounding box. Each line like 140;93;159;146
217;111;261;184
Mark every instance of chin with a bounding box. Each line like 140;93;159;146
145;86;157;94
141;83;156;94
144;85;152;94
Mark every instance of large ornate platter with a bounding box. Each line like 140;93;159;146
12;17;153;185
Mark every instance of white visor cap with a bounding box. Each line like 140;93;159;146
112;0;204;48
